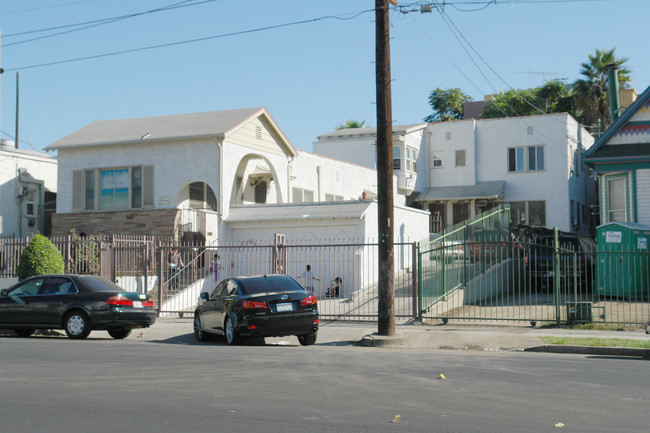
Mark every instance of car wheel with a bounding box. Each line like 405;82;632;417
194;314;208;342
224;316;240;345
297;332;317;346
107;328;132;339
14;329;35;338
64;311;91;339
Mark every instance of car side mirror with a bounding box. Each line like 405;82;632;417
200;292;209;301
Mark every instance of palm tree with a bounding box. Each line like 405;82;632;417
573;48;631;132
335;119;366;130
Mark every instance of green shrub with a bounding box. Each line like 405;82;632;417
17;234;65;280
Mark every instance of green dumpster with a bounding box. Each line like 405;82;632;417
596;222;650;299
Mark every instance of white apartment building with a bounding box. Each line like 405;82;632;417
315;113;597;235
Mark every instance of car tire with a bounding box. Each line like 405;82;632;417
298;332;317;346
224;315;240;345
108;328;132;339
14;329;35;338
194;314;208;342
64;311;91;339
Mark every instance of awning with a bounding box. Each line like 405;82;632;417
416;180;505;202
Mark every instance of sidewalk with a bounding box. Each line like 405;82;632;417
137;317;650;357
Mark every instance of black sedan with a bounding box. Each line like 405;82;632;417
0;275;156;339
194;274;319;345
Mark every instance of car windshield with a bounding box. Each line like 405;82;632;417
240;276;305;295
80;276;123;292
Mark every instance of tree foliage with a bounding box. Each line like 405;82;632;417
426;48;632;132
573;48;631;131
335;119;366;130
482;80;574;119
424;88;472;122
17;234;65;281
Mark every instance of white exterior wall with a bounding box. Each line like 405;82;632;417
0;147;57;237
471;114;595;233
426;120;477;187
312;136;377;169
56;138;220;213
219;139;289;215
291;151;375;202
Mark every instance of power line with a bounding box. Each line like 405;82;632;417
4;10;374;72
0;130;40;151
3;0;219;47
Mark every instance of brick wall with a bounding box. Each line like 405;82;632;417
52;209;181;238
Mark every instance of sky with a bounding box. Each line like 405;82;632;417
1;0;649;154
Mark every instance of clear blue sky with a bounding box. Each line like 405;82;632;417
1;0;648;153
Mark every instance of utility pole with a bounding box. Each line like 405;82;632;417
375;0;396;336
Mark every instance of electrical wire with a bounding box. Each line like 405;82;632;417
3;0;219;47
3;9;374;72
0;130;40;151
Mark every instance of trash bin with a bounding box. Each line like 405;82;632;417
596;222;650;299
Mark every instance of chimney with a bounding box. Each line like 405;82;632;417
605;63;621;122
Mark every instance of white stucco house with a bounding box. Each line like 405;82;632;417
315;113;597;235
45;107;429;245
0;139;57;238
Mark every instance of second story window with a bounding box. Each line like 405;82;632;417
73;165;153;211
455;150;466;167
508;145;545;172
393;146;401;170
432;151;443;168
406;147;418;172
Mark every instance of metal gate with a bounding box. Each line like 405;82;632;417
419;229;650;326
154;239;419;322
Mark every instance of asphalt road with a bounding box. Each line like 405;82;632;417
1;335;648;433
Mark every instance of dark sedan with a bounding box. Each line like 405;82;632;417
194;274;319;345
0;275;156;339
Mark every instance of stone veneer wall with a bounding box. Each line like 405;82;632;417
51;208;181;238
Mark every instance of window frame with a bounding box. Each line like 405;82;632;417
508;145;545;173
392;146;401;170
78;165;152;212
605;174;629;223
431;151;443;168
455;150;466;167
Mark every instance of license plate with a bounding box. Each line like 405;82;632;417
132;301;143;309
276;302;293;312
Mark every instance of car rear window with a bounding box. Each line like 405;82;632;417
240;276;305;295
80;276;123;292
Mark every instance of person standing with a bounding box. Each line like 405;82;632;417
168;247;184;290
297;264;319;292
209;253;221;283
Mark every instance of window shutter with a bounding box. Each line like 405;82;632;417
142;165;154;207
72;170;83;210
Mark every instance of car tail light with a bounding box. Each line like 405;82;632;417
105;294;133;306
142;298;154;308
243;300;267;309
301;295;317;306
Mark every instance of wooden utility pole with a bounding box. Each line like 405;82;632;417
375;0;395;336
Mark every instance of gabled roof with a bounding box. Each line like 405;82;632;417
45;107;298;157
583;85;650;165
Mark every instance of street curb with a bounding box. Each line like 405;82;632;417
525;345;650;358
359;333;406;347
